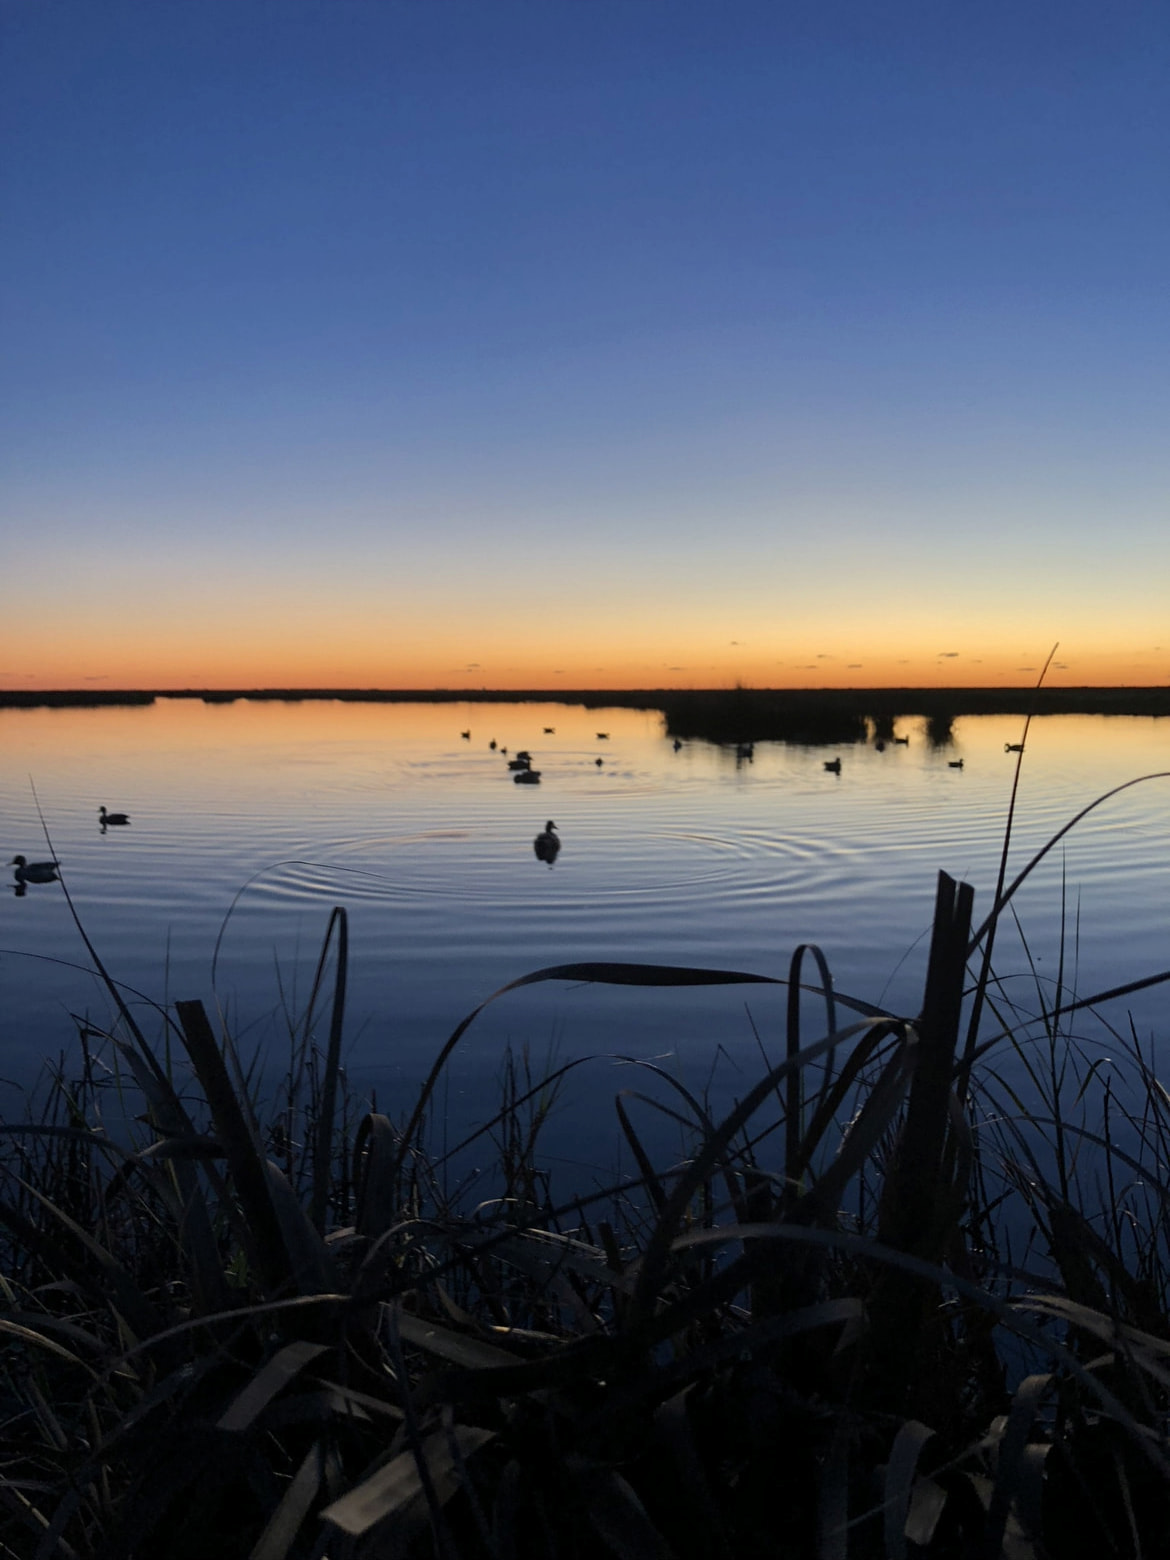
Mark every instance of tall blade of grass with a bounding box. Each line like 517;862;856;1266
981;1372;1052;1560
306;906;347;1233
955;644;1057;1098
786;942;837;1188
882;1420;935;1560
217;1340;332;1433
320;1424;495;1540
867;873;973;1414
175;998;292;1295
958;770;1170;1093
247;1440;323;1560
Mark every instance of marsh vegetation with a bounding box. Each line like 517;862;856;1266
3;744;1170;1558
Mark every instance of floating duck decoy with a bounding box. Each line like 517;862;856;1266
1005;742;1024;753
11;855;61;885
514;768;541;784
824;758;841;774
533;820;560;865
99;806;130;827
949;759;964;769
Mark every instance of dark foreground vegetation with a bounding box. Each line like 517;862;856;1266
3;764;1170;1558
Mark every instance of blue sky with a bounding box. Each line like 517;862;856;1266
3;0;1168;688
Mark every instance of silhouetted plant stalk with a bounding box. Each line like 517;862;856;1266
3;772;1170;1556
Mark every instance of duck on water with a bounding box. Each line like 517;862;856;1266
99;806;130;828
11;855;61;885
534;821;560;865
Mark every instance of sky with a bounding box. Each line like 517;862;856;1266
3;0;1168;691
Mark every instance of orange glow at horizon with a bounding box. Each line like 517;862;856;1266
4;632;1168;693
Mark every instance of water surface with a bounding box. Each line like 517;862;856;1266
3;699;1167;1169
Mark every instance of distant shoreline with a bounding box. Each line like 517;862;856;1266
3;685;1169;742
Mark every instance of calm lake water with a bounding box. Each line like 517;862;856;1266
2;699;1168;1175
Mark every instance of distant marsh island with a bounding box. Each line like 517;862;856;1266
5;684;1169;745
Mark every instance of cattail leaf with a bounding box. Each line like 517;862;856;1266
393;1310;522;1371
0;1317;94;1372
218;1340;332;1433
882;1420;934;1560
321;1424;494;1538
248;1439;323;1560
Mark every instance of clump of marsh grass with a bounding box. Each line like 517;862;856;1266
3;758;1170;1557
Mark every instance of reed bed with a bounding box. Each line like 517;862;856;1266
2;763;1170;1558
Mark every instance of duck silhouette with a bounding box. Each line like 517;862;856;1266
11;855;61;885
99;806;130;828
949;759;964;769
514;768;541;784
824;758;842;774
534;821;560;865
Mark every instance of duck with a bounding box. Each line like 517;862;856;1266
543;726;556;735
460;730;471;740
672;739;683;752
99;806;130;827
1005;742;1024;753
824;758;841;774
489;740;497;750
11;855;61;884
948;759;964;769
595;756;603;767
514;768;542;784
533;820;560;865
596;732;609;740
894;735;910;746
508;754;532;771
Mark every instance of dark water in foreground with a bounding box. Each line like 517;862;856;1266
2;699;1167;1176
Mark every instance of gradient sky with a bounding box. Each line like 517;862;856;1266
3;0;1168;690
